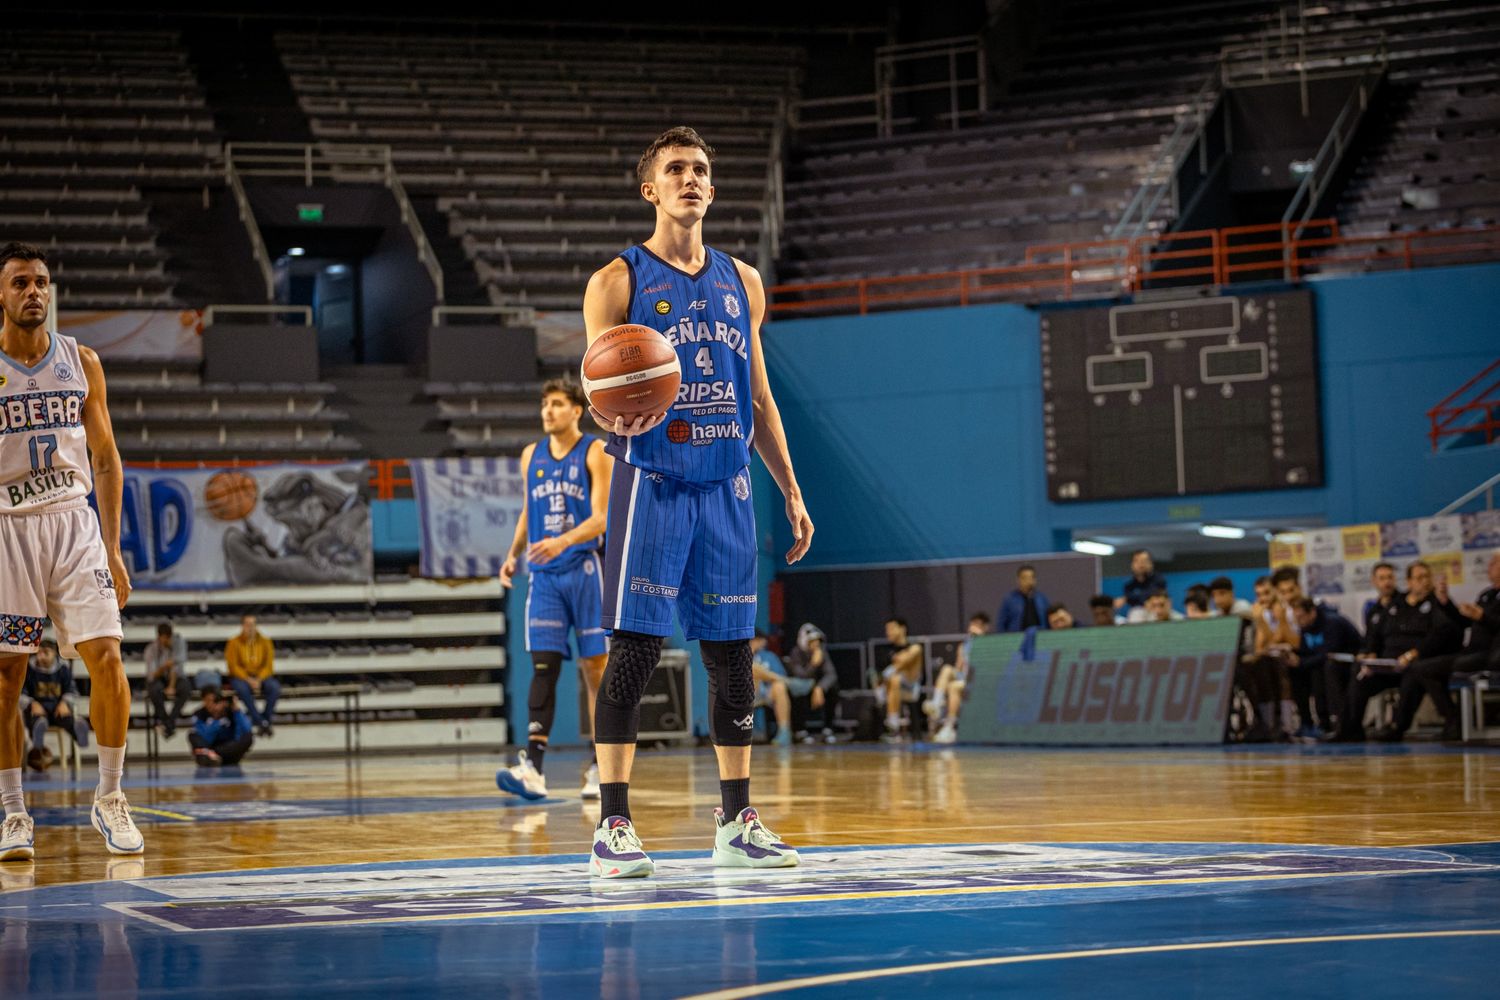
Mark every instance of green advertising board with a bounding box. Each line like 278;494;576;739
964;618;1243;745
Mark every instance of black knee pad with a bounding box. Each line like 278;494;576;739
701;639;755;747
526;652;564;740
594;631;663;744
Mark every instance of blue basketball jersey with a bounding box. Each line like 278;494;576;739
525;435;598;574
608;244;754;485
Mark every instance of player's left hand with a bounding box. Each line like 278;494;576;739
785;494;813;564
108;550;132;609
527;537;567;565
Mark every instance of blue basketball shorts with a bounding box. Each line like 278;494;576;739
601;465;757;642
525;553;607;659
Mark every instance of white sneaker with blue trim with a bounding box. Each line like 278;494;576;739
0;813;34;862
496;751;548;801
91;792;144;855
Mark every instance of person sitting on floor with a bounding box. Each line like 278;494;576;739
19;639;89;770
189;688;255;767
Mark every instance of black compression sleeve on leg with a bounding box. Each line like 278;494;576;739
593;631;663;745
701;640;755;747
526;652;564;772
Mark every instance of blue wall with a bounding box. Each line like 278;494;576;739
761;262;1500;567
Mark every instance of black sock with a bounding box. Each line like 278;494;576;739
600;782;630;823
720;777;751;819
525;740;546;775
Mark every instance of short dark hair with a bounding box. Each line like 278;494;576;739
0;242;47;269
968;611;991;624
1089;594;1115;609
1147;586;1170;600
1047;603;1068;616
637;126;716;184
157;622;174;637
39;638;59;653
1373;561;1396;574
1270;566;1301;587
1254;575;1272;587
541;378;586;410
1406;560;1430;579
886;616;907;629
1293;597;1318;614
1208;576;1235;593
1017;564;1035;577
1130;548;1152;560
1185;593;1209;613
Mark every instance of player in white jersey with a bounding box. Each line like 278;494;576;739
0;243;142;861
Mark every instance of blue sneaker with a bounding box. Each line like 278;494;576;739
496;751;548;801
712;807;799;868
589;816;654;879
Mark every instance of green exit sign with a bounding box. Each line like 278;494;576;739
297;203;324;222
1167;504;1203;520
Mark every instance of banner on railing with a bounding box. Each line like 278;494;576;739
411;457;525;579
59;311;202;360
1270;512;1497;622
120;462;372;588
963;619;1242;745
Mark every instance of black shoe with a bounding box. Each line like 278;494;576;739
1370;725;1403;743
1322;729;1363;743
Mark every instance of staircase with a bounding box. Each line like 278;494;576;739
185;24;313;145
326;365;451;459
1429;358;1500;452
411;196;488;306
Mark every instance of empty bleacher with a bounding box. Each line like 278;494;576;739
0;29;222;308
276;31;801;312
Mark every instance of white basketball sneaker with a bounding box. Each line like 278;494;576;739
934;721;958;744
91;792;145;855
589;816;655;879
580;763;601;800
0;814;35;862
496;751;548;801
712;807;799;868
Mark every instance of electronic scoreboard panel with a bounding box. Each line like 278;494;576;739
1041;291;1322;502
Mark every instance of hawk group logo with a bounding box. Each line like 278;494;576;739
722;293;741;319
53;362;74;383
655;300;672;315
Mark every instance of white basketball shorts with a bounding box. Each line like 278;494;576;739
0;498;124;657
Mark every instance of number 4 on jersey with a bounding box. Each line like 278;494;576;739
694;346;715;377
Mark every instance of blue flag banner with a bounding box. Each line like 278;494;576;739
411;457;525;579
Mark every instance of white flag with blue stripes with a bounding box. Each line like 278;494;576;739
411;457;525;579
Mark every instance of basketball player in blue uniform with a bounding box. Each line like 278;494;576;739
580;127;813;878
497;379;613;802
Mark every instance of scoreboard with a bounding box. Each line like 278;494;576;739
1041;290;1322;502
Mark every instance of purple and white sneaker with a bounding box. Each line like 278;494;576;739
712;807;799;868
589;816;655;879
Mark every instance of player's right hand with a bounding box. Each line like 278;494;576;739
590;407;666;437
499;556;519;589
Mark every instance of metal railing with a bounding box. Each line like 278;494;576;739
1281;65;1385;253
430;304;537;327
1111;71;1220;239
224;152;275;302
757;99;790;286
1428;358;1500;453
795;35;987;139
201;304;313;328
224;143;446;303
1437;472;1500;516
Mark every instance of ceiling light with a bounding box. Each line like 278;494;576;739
287;247;306;257
1200;524;1247;539
1072;539;1116;556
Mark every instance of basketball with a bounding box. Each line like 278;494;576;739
204;470;259;521
579;324;681;424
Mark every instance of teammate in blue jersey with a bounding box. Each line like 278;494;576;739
498;379;613;803
581;127;814;878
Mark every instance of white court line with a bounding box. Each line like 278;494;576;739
677;929;1500;999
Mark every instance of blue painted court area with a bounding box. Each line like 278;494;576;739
2;840;1497;997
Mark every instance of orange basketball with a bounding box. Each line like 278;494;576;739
580;324;682;424
204;470;259;521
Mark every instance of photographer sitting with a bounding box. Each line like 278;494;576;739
188;688;255;767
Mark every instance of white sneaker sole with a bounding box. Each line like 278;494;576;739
712;846;799;868
0;843;34;862
496;771;547;801
580;786;601;800
91;808;145;856
588;855;655;879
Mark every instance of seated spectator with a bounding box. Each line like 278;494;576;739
189;688;255;766
750;630;792;747
1373;551;1500;742
1184;592;1213;619
997;565;1050;632
1272;565;1305;608
1362;562;1400;633
19;640;89;770
225;614;280;737
881;617;925;739
1288;597;1362;738
924;612;992;743
1115;548;1166;614
1235;576;1296;741
1136;589;1184;623
785;623;838;742
144;622;190;738
1047;605;1075;628
1333;561;1462;741
1209;577;1254;618
1087;595;1117;627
